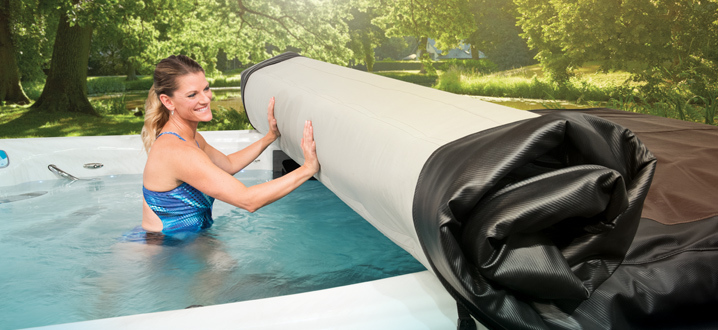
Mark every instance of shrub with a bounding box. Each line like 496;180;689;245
87;77;126;95
434;66;464;93
123;77;153;91
199;105;252;131
434;59;498;74
374;71;438;87
91;94;128;115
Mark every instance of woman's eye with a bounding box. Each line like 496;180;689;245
188;93;196;98
204;86;210;92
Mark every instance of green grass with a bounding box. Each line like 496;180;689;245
0;104;252;139
0;105;144;139
3;72;249;139
379;63;716;125
433;65;635;102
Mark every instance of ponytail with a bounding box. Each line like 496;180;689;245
141;85;170;153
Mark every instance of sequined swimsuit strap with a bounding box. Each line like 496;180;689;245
157;131;200;147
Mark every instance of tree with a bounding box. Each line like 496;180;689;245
373;0;474;72
515;0;718;92
374;0;473;53
346;6;385;71
11;0;56;84
374;36;416;60
31;0;96;114
89;1;157;79
0;0;30;105
225;0;354;65
27;0;356;115
465;0;536;70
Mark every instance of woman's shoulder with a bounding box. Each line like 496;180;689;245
149;134;205;161
194;132;208;148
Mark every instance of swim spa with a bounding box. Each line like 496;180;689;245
0;132;461;330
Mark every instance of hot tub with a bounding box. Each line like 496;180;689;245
0;131;462;330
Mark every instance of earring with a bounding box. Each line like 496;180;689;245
171;110;174;115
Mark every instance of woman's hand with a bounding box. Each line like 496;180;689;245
301;120;320;175
267;97;280;141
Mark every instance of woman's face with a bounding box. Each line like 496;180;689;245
161;72;213;122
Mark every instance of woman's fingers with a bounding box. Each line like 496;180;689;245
267;97;280;138
267;97;275;117
302;120;319;173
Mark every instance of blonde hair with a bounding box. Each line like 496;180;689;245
141;55;205;153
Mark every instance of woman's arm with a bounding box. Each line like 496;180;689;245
200;97;280;174
175;120;319;213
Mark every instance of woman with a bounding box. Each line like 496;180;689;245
140;55;319;234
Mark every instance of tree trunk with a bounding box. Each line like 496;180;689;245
31;13;96;115
471;44;480;60
417;36;428;59
126;61;137;81
0;0;30;105
418;36;428;74
363;39;375;72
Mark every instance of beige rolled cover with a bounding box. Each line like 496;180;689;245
240;53;538;269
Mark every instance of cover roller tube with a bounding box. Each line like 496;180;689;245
240;53;538;267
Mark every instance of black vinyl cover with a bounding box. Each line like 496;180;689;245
413;111;657;329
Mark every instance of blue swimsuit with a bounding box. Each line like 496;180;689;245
143;132;215;234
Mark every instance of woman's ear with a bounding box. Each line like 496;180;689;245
159;94;175;111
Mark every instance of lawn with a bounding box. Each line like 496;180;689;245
0;105;144;139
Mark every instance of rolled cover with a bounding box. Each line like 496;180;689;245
241;53;656;328
241;53;538;267
414;113;656;328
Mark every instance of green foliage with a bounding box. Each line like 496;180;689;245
434;65;620;101
374;71;438;87
373;0;476;51
465;0;536;69
420;53;437;76
20;80;45;101
374;36;415;61
514;0;718;97
10;0;57;82
207;76;243;89
199;106;252;131
369;61;423;71
87;77;126;95
347;7;384;71
15;0;357;93
433;59;498;75
433;67;462;91
90;94;128;116
693;92;718;125
122;76;154;91
606;88;716;125
85;76;152;93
